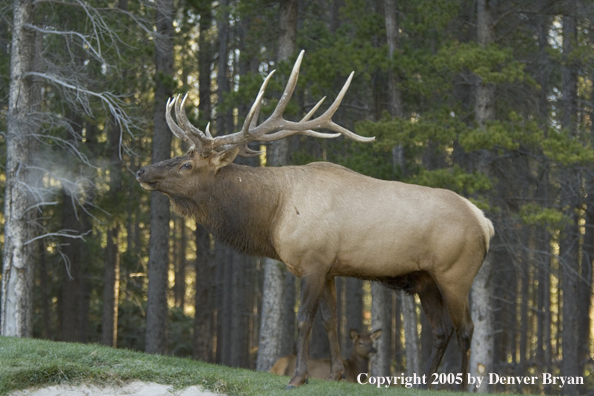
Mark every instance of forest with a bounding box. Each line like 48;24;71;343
1;0;593;394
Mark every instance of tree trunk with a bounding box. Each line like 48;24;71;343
2;0;38;337
469;1;495;391
469;249;495;391
173;218;187;309
401;292;420;376
216;244;232;364
102;116;123;347
280;273;296;356
559;9;580;395
145;0;173;354
384;0;405;176
257;258;285;371
193;5;214;361
344;277;363;357
38;241;53;339
519;244;529;369
229;251;250;367
216;0;231;135
194;225;214;362
370;283;391;376
579;66;594;380
102;227;120;346
257;0;299;371
271;0;298;167
59;191;91;343
384;0;403;118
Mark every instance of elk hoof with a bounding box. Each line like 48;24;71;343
342;373;346;379
287;376;308;389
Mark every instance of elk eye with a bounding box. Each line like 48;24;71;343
181;162;192;170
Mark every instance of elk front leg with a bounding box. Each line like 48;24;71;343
318;277;344;381
287;274;325;389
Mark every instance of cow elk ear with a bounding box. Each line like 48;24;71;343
349;329;359;341
370;329;382;341
209;147;240;171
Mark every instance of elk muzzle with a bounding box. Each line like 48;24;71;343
136;167;158;191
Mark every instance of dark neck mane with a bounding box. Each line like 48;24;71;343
171;164;283;259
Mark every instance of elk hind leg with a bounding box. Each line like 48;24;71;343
287;274;325;388
440;284;474;390
318;276;345;381
418;281;454;389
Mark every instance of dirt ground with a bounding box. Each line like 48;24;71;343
9;381;222;396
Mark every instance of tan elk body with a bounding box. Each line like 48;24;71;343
137;51;494;389
270;330;382;383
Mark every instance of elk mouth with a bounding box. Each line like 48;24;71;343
139;181;158;191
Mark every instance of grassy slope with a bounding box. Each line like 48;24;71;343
1;336;472;396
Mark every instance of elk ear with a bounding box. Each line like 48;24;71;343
209;147;240;171
370;329;382;341
349;329;359;341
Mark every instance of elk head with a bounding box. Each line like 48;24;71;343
136;50;374;199
350;329;382;359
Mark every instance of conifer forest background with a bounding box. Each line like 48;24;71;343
2;0;594;394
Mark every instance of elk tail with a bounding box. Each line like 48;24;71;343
465;199;495;255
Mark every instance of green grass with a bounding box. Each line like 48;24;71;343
0;336;478;395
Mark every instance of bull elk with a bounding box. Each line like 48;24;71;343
136;50;495;389
270;329;382;383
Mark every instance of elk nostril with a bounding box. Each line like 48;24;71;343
136;169;145;178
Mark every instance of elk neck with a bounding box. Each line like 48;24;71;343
171;163;284;259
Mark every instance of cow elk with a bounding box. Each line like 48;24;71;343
270;329;382;383
136;50;495;389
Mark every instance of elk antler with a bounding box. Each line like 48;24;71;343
165;50;375;157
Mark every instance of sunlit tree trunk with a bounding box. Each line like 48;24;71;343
257;0;298;372
102;116;122;347
1;0;38;338
469;0;495;391
173;218;187;309
401;292;420;375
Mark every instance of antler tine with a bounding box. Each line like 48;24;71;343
238;145;263;157
165;96;196;151
324;72;354;120
255;97;341;142
205;122;213;139
175;93;211;143
257;129;341;142
240;70;275;135
288;72;375;143
301;96;326;122
269;50;304;119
